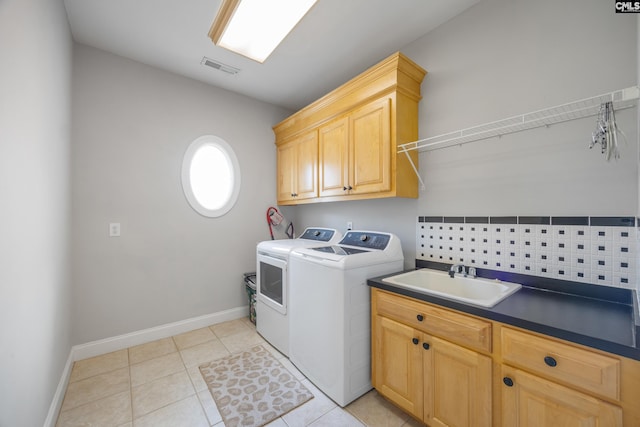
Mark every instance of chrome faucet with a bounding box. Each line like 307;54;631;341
449;264;477;278
449;264;464;278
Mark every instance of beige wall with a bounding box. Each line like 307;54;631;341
70;45;291;344
0;0;73;425
405;0;637;216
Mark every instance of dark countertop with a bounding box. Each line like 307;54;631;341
368;264;640;361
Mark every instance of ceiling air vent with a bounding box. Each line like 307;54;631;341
200;57;240;75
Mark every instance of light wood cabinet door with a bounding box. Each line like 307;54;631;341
424;336;492;427
293;131;318;200
318;116;349;197
277;131;318;202
277;141;296;202
373;315;423;419
318;97;391;198
501;366;622;427
349;97;391;194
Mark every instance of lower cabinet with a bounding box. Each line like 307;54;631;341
373;310;492;426
371;288;638;427
426;336;491;427
373;316;423;419
501;365;622;426
499;326;623;427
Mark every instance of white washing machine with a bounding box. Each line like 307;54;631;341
256;228;342;357
288;231;404;406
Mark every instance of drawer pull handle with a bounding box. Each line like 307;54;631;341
416;314;424;321
422;342;430;350
503;377;514;387
412;338;419;345
544;356;557;367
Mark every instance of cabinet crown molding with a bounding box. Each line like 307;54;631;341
273;51;426;144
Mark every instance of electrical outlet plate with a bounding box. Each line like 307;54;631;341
347;221;353;230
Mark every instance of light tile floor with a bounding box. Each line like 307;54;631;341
56;317;423;427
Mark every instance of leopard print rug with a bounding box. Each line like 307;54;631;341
200;345;313;427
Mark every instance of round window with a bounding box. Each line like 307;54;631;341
181;135;241;217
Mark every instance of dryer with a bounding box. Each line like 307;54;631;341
288;231;404;406
256;227;342;356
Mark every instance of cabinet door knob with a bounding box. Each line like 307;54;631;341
348;185;353;190
422;342;430;350
503;377;514;387
412;338;419;345
343;186;348;191
544;356;557;367
416;314;424;321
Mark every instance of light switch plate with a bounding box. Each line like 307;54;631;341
109;223;121;237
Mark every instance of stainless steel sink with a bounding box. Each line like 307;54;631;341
382;268;521;308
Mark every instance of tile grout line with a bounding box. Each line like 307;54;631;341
58;359;131;417
177;332;215;426
127;347;134;426
130;334;202;425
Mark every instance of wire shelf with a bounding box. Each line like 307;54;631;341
399;86;639;153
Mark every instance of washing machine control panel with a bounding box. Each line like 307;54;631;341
339;232;391;250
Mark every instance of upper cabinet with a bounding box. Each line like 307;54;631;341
277;129;318;202
318;98;391;198
318;115;349;197
273;52;426;205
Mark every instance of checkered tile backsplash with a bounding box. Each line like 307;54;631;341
417;216;637;289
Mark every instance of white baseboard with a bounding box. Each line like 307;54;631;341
44;305;248;427
42;351;74;427
72;305;248;361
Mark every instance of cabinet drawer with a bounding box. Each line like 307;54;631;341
501;365;623;427
501;327;620;400
374;290;491;352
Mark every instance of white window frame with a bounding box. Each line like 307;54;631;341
181;135;241;218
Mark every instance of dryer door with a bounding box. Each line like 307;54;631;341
257;253;287;314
